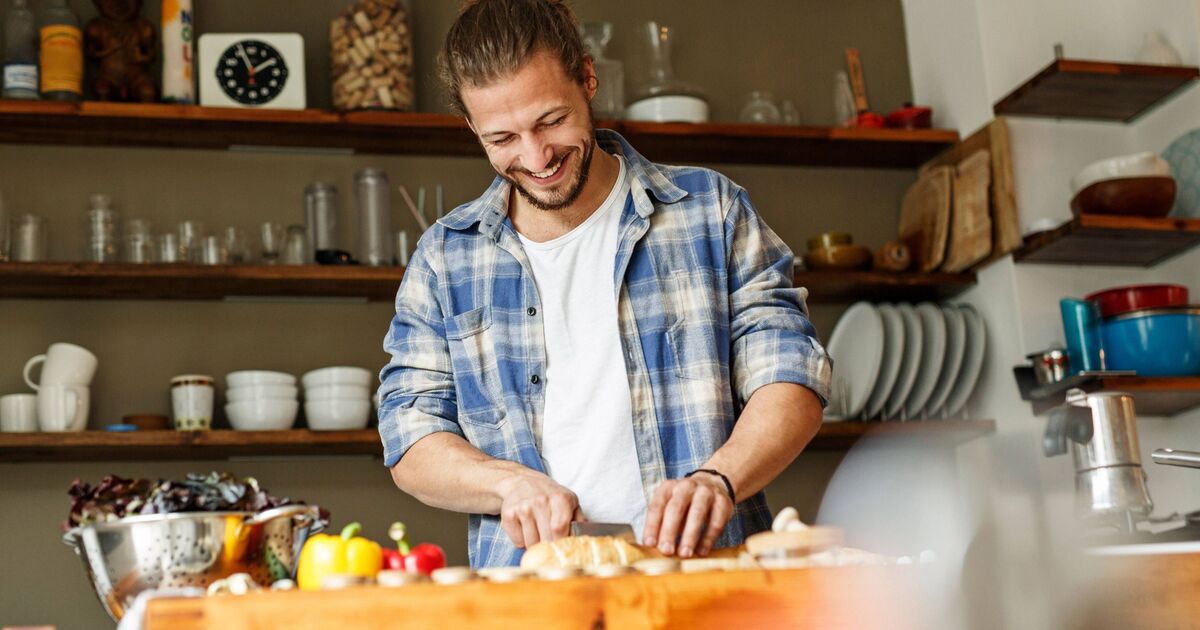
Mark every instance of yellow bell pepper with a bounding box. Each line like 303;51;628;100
297;522;383;591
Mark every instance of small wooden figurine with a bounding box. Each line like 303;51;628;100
84;0;157;102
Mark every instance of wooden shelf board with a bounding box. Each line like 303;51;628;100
0;100;958;168
993;58;1200;122
0;262;975;303
1025;374;1200;416
1014;214;1200;267
0;421;994;462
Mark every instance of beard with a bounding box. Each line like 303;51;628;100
502;122;597;212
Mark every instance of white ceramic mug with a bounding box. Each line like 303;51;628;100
0;393;38;432
172;375;214;431
37;384;89;432
23;343;99;390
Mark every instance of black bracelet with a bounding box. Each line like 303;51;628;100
686;468;736;504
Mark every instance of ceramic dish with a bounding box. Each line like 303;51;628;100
225;370;296;388
923;305;967;417
825;302;884;420
1069;176;1176;217
862;303;905;420
1101;307;1200;376
944;305;987;417
1162;128;1200;218
804;245;872;271
1085;284;1189;319
1070;152;1171;194
884;304;924;419
302;366;373;389
902;302;947;419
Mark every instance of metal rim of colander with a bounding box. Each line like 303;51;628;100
62;505;321;547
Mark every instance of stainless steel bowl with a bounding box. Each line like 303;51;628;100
62;504;322;622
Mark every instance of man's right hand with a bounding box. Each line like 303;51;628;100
495;471;582;548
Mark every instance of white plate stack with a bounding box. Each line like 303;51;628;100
224;370;299;430
303;366;374;431
825;301;987;421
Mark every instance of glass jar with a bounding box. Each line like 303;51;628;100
739;91;781;124
625;22;708;123
330;0;414;111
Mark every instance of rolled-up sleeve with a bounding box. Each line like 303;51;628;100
377;235;464;467
724;187;832;408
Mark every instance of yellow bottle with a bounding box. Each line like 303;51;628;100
39;0;82;100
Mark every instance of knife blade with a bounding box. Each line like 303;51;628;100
570;522;636;542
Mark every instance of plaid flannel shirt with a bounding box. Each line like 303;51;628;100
378;130;832;568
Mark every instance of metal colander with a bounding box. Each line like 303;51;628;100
62;504;323;622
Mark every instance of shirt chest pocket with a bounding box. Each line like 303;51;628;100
445;306;508;429
665;271;726;382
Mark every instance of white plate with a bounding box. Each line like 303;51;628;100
944;305;988;417
902;302;946;419
884;304;924;419
826;302;884;420
862;304;905;420
923;305;966;417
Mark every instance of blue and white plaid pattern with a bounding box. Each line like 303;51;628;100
378;130;832;568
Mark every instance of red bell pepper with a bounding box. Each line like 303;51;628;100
384;522;447;576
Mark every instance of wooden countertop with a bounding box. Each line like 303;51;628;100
144;566;928;630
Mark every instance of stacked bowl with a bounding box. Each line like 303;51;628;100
224;370;299;430
303;367;373;430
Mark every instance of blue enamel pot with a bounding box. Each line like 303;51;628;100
1101;306;1200;376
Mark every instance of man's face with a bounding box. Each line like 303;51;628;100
461;51;597;211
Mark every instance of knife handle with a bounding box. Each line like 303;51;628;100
844;48;870;114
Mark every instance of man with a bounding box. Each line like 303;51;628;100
378;0;831;568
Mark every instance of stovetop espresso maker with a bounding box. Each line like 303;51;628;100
1042;388;1154;532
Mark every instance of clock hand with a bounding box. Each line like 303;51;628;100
235;43;254;72
252;58;277;73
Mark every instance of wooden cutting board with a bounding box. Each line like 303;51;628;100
943;149;993;272
898;165;953;272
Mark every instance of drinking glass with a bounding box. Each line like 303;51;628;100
222;226;248;264
123;218;153;263
282;225;308;265
177;220;206;263
14;213;46;262
260;221;285;264
157;233;180;263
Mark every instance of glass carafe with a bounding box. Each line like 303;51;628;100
581;22;624;120
626;21;708;122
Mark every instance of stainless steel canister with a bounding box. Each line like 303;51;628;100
304;183;339;262
355;169;394;266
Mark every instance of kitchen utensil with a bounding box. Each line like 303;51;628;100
171;374;214;431
305;398;370;430
1101;306;1200;376
806;232;851;252
226;370;296;388
872;240;912;272
825;302;883;419
305;182;339;261
225;399;299;430
1027;348;1069;385
862;303;904;419
1043;389;1152;528
884;303;924;419
803;244;872;271
226;384;298;402
1070;152;1172;194
63;504;322;622
943;305;987;417
1085;284;1189;319
570;522;636;543
0;393;37;432
1070;177;1176;217
1162;128;1200;218
23;342;98;390
885;103;932;129
843;48;878;126
943;149;992;272
902;302;947;419
899;166;952;272
924;305;967;416
13;212;45;261
1061;298;1105;374
355;168;395;266
37;383;88;431
302;366;373;389
1153;448;1200;469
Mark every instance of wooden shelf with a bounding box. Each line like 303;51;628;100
1014;214;1200;267
1016;367;1200;416
0;421;994;462
0;100;959;168
0;262;976;303
993;58;1200;122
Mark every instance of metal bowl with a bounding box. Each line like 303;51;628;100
62;504;322;622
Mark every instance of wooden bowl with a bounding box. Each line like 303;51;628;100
1069;176;1176;217
806;232;852;252
803;245;873;271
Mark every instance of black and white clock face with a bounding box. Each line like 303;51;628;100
215;39;289;105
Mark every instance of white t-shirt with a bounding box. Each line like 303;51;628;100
517;155;647;537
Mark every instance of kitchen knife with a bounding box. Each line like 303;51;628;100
570;522;636;542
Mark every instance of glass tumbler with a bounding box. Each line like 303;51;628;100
13;213;46;262
123;219;153;263
223;226;248;264
739;91;782;124
177;220;206;263
157;233;180;263
282;225;309;265
85;194;120;263
260;221;284;264
199;235;225;265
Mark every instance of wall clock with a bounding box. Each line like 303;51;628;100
198;33;306;109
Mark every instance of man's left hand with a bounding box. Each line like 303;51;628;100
642;473;733;558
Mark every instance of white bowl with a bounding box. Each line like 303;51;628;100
225;399;298;431
1070;152;1172;194
301;366;373;389
624;95;710;123
305;384;370;401
305;399;371;431
225;384;299;403
226;370;296;388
